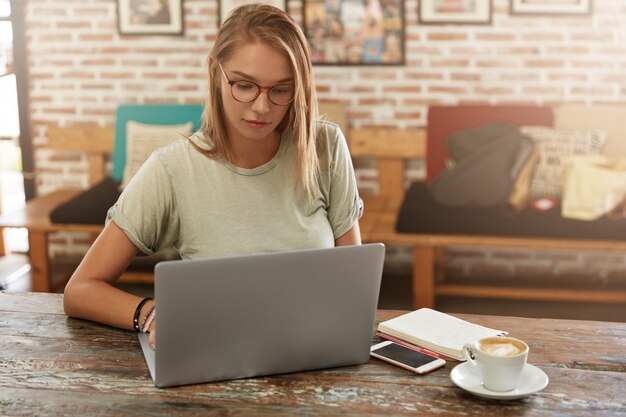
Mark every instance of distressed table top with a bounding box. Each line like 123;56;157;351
1;292;625;416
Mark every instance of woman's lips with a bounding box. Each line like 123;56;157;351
245;120;271;129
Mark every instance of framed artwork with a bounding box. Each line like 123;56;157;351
511;0;592;15
219;0;287;26
303;0;405;66
117;0;184;35
419;0;491;24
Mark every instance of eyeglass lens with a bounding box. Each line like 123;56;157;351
231;81;294;106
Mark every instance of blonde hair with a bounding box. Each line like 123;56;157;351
200;4;320;199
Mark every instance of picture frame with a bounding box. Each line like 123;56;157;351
511;0;592;15
117;0;184;35
219;0;287;26
303;0;405;66
419;0;491;25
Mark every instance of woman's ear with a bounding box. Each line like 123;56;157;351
208;56;216;75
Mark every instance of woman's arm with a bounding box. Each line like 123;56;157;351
335;221;362;246
63;221;154;331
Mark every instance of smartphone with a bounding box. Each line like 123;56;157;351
370;341;446;374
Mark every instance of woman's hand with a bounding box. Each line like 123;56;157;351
149;320;156;350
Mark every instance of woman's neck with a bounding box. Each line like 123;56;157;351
228;131;282;169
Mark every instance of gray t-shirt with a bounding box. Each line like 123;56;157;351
107;121;362;259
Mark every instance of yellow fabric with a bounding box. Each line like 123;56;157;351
561;155;626;221
508;145;539;211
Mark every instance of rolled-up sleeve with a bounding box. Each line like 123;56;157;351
106;152;180;255
323;124;363;239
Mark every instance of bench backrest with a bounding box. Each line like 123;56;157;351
46;103;426;214
47;126;115;186
349;128;425;212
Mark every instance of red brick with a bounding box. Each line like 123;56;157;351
394;112;423;120
522;33;565;42
451;73;481;81
524;59;566;68
100;72;135;79
404;72;445;81
428;86;468;94
429;59;471;68
78;34;114;42
474;86;516;95
427;33;468;41
383;86;422;94
337;86;378;94
475;33;516;42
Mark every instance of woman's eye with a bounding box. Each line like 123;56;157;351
272;85;293;94
234;81;256;91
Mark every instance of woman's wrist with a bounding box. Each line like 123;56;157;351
133;297;153;332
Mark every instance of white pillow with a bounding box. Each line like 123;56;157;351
555;105;626;156
521;126;607;201
120;121;193;190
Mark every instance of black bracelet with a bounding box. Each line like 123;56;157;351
140;304;155;333
133;297;152;332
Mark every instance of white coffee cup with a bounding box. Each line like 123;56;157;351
462;336;529;392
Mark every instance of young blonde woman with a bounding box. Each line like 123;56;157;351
64;4;362;349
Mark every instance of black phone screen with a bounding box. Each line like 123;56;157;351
373;343;437;368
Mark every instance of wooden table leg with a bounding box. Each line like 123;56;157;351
27;231;51;293
412;245;435;309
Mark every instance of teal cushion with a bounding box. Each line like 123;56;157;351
111;104;204;182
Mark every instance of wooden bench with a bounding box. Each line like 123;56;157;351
9;121;626;306
349;128;626;309
0;127;153;292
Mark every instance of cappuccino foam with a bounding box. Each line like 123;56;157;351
479;338;526;356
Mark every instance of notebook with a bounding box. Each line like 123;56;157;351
138;243;385;387
377;308;507;360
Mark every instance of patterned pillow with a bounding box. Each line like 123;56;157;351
120;121;193;190
521;126;607;201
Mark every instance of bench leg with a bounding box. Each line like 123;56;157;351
412;245;435;309
0;228;5;257
28;231;51;293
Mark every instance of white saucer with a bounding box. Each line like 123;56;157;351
450;362;549;400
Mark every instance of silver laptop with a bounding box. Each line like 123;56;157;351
138;243;385;387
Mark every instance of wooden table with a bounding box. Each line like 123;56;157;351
1;292;624;416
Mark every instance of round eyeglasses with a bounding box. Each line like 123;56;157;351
218;63;295;106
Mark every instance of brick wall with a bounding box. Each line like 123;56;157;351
24;0;626;280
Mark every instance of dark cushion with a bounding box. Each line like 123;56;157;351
429;121;534;208
396;182;626;241
426;105;554;183
50;177;121;225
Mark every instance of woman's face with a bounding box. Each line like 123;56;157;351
218;42;293;145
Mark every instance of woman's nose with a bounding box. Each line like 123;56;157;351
251;90;271;114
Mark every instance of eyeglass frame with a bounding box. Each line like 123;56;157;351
217;62;295;106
